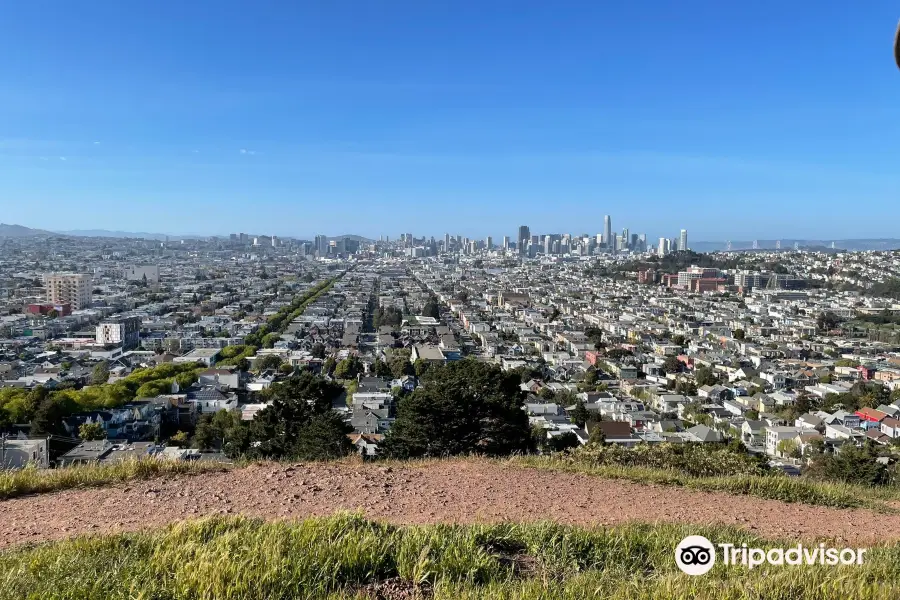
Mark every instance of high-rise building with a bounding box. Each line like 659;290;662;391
679;229;688;252
603;215;612;248
44;273;93;310
315;235;328;257
658;237;668;258
444;233;451;252
502;236;510;250
622;228;630;250
485;236;493;250
517;225;530;255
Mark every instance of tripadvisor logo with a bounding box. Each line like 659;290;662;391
675;535;867;576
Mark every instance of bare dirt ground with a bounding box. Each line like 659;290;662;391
1;460;896;549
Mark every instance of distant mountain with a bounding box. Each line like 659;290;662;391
60;229;171;240
0;223;61;238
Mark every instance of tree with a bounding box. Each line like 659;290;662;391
311;343;326;359
662;355;681;374
389;351;414;379
91;361;110;385
322;356;336;375
168;431;190;447
805;443;890;486
671;334;686;347
31;395;71;436
261;332;282;348
694;366;717;387
732;329;745;340
545;432;580;453
256;355;283;372
570;399;590;428
382;359;532;458
245;374;351;460
817;311;841;331
78;422;105;441
372;358;392;378
334;356;361;380
194;409;244;452
422;298;440;320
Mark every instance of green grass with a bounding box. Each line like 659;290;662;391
1;514;898;599
0;458;229;500
508;455;900;512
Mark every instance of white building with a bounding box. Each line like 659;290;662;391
124;265;160;290
96;316;141;349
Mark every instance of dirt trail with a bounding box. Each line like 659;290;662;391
0;460;894;549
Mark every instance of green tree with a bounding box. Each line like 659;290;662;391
244;374;351;460
805;443;890;486
732;329;745;340
261;332;282;348
422;299;440;320
389;351;414;379
334;356;361;380
78;422;106;441
694;366;718;387
30;395;71;436
372;358;392;378
570;399;590;428
545;432;580;453
322;356;336;375
168;430;190;447
91;361;110;385
662;355;681;374
381;359;532;459
255;355;283;372
311;343;326;359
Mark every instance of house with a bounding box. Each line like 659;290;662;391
685;424;724;443
741;420;766;447
856;407;889;424
0;437;49;468
585;420;638;446
795;413;824;432
881;418;900;439
198;368;240;390
173;348;220;367
766;426;802;456
410;344;447;365
347;433;383;458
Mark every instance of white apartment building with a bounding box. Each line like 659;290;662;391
43;273;92;310
95;316;141;349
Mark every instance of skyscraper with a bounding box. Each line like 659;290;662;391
603;215;612;248
679;229;688;252
315;235;328;257
517;225;530;256
485;236;492;250
444;233;451;253
658;237;668;257
502;236;510;250
622;228;630;250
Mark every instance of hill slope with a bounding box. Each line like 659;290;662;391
0;459;896;550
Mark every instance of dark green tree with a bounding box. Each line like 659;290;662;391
570;399;590;428
91;361;110;385
311;343;326;359
381;359;532;458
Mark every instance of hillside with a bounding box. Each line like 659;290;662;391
0;223;59;238
1;459;897;550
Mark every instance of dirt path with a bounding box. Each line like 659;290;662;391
0;460;894;549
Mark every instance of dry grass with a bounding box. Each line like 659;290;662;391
0;458;230;500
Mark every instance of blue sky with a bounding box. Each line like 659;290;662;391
0;1;897;241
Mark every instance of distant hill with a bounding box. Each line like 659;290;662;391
0;223;61;238
59;229;179;240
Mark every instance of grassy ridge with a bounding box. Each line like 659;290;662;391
1;514;899;599
0;458;228;500
509;455;900;512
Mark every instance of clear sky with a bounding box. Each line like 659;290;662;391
0;1;898;241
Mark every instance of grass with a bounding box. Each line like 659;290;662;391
0;458;229;500
1;514;898;599
508;455;900;512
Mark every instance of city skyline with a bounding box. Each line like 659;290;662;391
0;2;898;239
